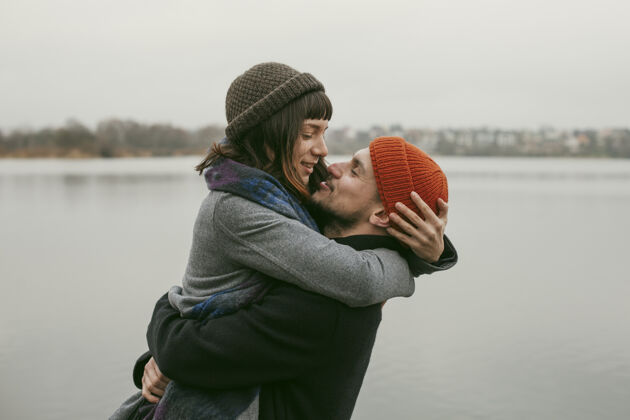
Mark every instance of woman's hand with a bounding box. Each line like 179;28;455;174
386;192;448;263
141;357;171;403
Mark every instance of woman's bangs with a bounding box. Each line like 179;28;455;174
303;91;333;121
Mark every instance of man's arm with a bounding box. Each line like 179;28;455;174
145;289;339;390
133;351;152;389
133;352;171;403
135;229;456;393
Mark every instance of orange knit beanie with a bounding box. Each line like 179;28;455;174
369;136;448;220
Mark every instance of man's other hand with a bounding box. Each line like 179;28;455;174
141;356;171;403
386;192;448;263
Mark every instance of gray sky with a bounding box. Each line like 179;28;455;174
1;0;629;130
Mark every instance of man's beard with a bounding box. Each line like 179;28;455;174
305;199;364;237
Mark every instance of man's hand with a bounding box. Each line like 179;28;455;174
386;192;448;263
141;357;171;403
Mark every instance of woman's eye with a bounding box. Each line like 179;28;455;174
302;133;313;139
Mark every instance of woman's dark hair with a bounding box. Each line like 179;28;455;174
195;90;333;199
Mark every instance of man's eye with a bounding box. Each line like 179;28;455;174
351;169;358;176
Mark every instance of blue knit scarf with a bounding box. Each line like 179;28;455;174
204;156;318;232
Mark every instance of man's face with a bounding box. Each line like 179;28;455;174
310;147;381;229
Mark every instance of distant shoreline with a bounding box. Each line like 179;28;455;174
2;153;629;161
0;150;203;159
2;119;629;159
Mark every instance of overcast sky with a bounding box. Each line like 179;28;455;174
1;0;628;131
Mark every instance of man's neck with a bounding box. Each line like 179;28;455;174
323;223;388;239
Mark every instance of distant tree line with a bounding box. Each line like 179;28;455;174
2;119;630;158
324;125;630;158
0;119;225;158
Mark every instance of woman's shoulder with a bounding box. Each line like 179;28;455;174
210;190;291;226
197;190;259;214
195;190;300;242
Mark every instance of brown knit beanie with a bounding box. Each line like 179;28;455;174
225;62;325;141
369;136;448;220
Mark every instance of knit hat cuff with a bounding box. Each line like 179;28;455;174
225;72;324;140
369;137;416;216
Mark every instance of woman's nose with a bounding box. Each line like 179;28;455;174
312;135;328;157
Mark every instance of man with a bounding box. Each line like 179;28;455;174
309;136;448;250
133;137;456;419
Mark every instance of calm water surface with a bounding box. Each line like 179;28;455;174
1;156;629;419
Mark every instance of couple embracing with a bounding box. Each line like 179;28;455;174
111;62;457;420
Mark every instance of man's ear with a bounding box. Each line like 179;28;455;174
369;208;390;228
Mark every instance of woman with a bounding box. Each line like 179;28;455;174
111;62;453;419
167;63;423;318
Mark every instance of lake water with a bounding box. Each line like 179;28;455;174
1;156;629;419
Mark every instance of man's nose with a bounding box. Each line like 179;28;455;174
327;162;342;178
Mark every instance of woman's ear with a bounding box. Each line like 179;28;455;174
369;209;390;228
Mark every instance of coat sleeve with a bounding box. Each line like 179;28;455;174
212;193;414;307
146;290;339;390
132;351;152;389
405;234;458;276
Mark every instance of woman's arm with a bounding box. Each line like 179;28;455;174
213;192;414;307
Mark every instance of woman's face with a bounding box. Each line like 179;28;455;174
293;119;329;185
